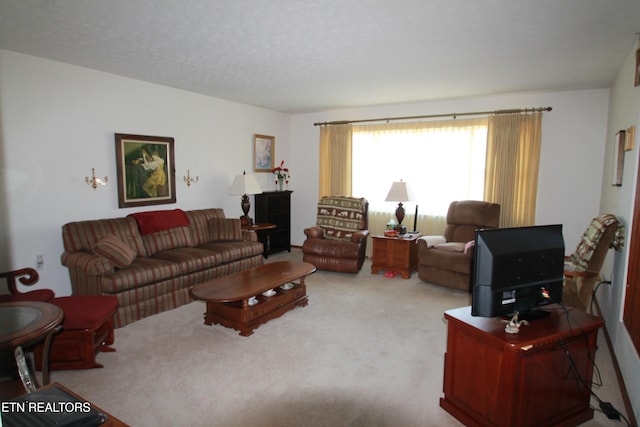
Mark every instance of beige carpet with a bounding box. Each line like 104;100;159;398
51;249;627;427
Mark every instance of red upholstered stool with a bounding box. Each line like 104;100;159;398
34;296;118;370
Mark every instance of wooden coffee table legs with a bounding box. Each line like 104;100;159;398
201;282;308;336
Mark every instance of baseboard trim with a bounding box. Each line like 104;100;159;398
593;295;638;427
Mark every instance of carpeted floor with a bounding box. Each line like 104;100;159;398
51;249;627;426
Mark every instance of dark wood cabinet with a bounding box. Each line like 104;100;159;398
440;305;604;427
254;191;292;257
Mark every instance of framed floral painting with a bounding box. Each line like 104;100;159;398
254;134;274;172
115;133;176;208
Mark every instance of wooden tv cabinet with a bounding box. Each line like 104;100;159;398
440;305;604;427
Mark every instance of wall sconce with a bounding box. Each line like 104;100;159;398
85;168;108;189
184;170;199;187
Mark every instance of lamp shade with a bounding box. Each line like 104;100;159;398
385;181;411;202
229;172;262;196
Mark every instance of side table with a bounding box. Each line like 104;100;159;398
242;222;276;257
440;305;604;426
0;301;64;398
371;233;421;279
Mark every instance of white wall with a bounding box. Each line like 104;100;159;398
290;89;610;251
598;43;640;421
0;50;291;296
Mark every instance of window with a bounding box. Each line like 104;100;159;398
352;118;488;217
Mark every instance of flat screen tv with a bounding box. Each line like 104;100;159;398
471;224;565;321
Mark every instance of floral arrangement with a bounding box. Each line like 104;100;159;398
271;160;290;181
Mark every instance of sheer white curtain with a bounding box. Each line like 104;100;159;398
352;119;488;247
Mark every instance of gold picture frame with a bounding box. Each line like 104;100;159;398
253;134;274;172
115;133;176;208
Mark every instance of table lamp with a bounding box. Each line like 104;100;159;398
385;180;411;233
229;171;262;226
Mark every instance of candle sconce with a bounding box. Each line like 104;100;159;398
85;168;108;190
184;170;199;187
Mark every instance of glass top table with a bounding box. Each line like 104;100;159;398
0;301;64;391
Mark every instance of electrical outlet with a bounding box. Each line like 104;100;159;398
36;255;44;269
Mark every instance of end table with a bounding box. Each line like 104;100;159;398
371;233;421;279
242;223;276;258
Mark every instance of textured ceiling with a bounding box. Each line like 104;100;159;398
1;0;639;113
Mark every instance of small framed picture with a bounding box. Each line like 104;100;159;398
254;134;274;172
115;133;176;208
612;130;625;186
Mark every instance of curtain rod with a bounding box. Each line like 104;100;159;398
313;106;552;126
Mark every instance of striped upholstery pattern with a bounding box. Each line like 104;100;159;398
61;252;116;276
92;235;137;268
152;247;223;274
61;208;265;327
63;217;146;257
198;241;265;264
141;226;193;255
113;276;190;327
101;257;182;293
209;218;243;241
185;209;226;246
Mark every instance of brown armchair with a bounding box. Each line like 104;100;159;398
563;214;624;311
302;196;369;273
417;200;500;291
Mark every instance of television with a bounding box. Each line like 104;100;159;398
471;224;565;321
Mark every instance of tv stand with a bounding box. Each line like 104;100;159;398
518;308;552;322
441;305;604;427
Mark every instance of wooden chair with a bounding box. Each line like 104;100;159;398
563;214;624;311
0;268;54;303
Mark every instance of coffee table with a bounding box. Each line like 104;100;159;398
190;261;316;336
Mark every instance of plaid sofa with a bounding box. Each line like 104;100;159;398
61;208;264;327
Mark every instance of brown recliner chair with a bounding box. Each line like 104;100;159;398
302;196;369;273
417;200;500;291
563;214;624;311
